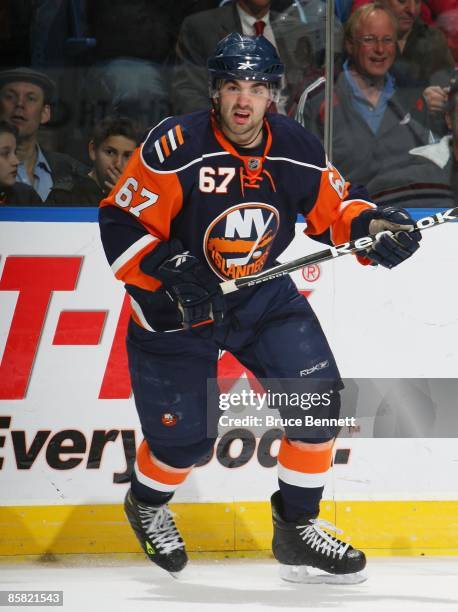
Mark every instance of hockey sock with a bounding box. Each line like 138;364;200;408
277;437;334;522
131;439;193;506
131;471;173;506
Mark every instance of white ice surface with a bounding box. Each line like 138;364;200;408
1;557;458;612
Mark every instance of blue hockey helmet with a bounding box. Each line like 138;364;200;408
207;33;284;90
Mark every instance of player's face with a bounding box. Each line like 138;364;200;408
383;0;421;36
0;132;19;188
0;82;50;140
89;135;136;190
217;80;271;147
347;11;397;79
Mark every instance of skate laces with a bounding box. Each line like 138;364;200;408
138;504;184;555
296;519;350;560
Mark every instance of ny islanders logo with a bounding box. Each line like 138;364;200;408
204;203;280;280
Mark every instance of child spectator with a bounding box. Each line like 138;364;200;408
0;121;41;205
46;116;138;206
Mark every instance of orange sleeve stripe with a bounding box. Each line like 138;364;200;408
114;241;162;291
161;135;171;157
277;437;333;474
137;440;192;485
175;124;184;145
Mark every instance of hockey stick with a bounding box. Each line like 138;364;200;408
219;207;458;295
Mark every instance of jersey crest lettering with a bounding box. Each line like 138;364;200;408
203;203;280;280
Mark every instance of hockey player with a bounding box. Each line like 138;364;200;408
98;34;421;582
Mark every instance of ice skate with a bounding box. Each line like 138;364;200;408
271;491;367;584
124;489;188;577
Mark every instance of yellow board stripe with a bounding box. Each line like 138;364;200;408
1;501;458;557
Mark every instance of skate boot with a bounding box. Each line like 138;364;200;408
124;489;188;577
271;491;367;584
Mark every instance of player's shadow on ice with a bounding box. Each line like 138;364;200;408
127;565;458;609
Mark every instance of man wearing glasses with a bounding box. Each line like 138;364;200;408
295;3;432;193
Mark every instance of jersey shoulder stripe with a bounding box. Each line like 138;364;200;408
153;124;186;163
141;110;211;172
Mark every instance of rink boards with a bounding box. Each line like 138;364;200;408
1;208;458;556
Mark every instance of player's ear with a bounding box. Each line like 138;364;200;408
210;96;220;113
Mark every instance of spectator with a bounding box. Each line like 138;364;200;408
295;4;432;188
369;71;458;206
350;0;453;84
0;67;88;201
171;0;225;43
172;0;316;114
427;0;456;20
380;0;453;87
349;0;454;137
435;9;458;68
353;0;434;24
0;121;41;205
46;116;138;206
411;73;458;194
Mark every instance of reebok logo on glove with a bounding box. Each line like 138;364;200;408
169;252;192;268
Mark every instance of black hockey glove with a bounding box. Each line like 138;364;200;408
355;207;422;269
140;239;225;329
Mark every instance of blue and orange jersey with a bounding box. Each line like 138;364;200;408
99;110;374;330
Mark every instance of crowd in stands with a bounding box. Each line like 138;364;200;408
0;0;456;207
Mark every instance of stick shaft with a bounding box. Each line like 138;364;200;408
220;207;458;295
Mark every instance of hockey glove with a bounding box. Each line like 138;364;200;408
355;207;422;269
140;239;225;329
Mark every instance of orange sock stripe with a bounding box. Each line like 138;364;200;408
136;440;191;486
278;437;333;474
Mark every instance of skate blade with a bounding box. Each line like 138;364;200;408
168;567;189;580
279;564;367;585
